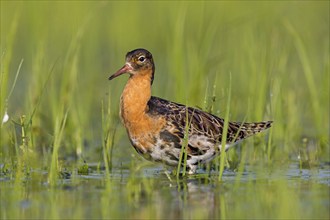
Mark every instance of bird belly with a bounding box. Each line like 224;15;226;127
129;132;234;168
185;134;233;166
128;135;180;166
150;143;181;166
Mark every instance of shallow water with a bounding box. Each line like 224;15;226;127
1;162;329;219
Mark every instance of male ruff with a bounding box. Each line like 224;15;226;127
109;48;272;174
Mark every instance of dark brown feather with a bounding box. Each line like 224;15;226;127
147;96;272;145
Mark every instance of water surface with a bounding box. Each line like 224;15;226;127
1;162;329;219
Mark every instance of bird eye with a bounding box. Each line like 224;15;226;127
138;55;146;62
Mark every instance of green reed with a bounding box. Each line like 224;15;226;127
101;89;117;175
176;107;195;178
218;73;231;181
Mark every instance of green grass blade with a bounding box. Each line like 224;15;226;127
219;72;232;181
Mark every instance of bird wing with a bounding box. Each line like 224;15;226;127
147;96;272;145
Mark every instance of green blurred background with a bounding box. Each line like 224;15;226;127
0;1;329;219
1;1;328;162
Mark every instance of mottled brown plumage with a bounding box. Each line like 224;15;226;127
109;48;273;174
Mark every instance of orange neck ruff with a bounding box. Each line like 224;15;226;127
120;71;165;140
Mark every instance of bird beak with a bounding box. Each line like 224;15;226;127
109;63;133;80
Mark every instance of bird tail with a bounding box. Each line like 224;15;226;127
228;120;273;142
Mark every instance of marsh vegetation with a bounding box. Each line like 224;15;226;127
1;1;329;219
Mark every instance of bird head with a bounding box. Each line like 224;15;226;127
109;48;155;84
